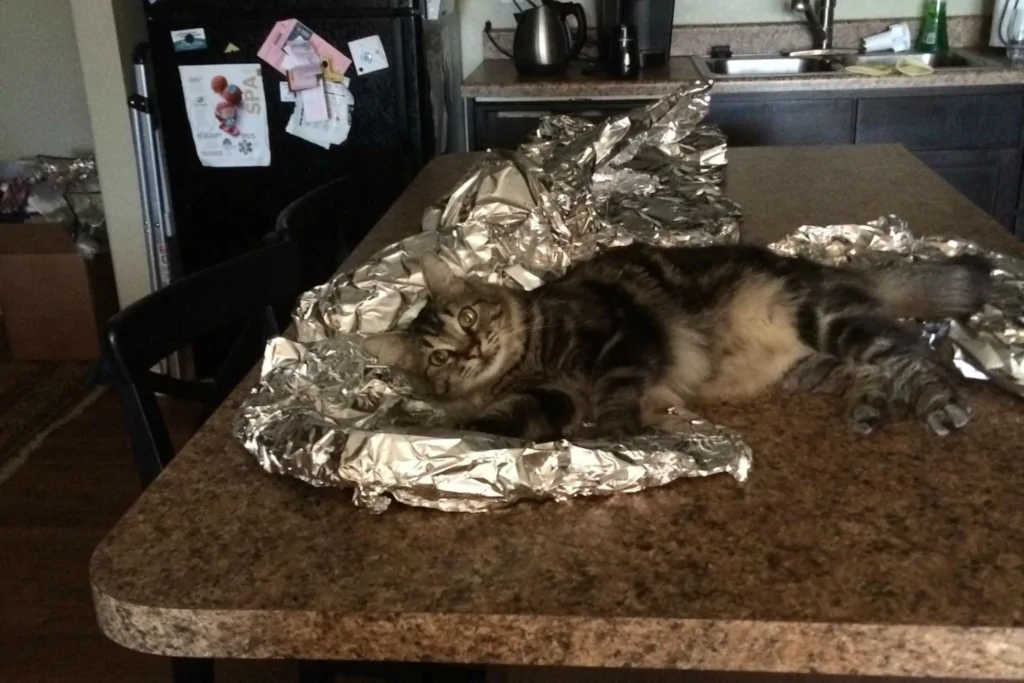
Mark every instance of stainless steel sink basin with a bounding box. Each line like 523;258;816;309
837;51;975;68
704;56;840;77
695;49;996;79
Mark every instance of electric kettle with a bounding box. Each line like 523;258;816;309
512;1;587;77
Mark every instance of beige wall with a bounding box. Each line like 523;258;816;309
71;0;151;308
459;0;990;76
0;0;94;158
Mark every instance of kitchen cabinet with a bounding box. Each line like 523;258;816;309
469;99;652;150
854;93;1024;150
912;148;1022;229
707;97;855;146
466;86;1024;234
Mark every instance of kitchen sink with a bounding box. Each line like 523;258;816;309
704;56;840;76
836;51;974;68
696;49;996;79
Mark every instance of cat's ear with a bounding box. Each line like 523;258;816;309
420;252;466;298
361;332;418;371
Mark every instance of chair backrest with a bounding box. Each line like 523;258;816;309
104;241;301;487
273;177;354;294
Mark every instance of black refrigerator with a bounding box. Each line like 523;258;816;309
130;0;462;375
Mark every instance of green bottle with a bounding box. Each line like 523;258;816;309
915;0;949;52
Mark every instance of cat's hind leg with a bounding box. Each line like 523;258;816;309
783;352;891;434
782;353;847;393
819;312;970;436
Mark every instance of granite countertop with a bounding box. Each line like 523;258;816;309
91;146;1024;679
462;53;1024;98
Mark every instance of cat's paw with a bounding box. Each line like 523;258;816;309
916;388;971;436
571;422;635;442
891;360;972;436
644;406;702;433
845;390;889;435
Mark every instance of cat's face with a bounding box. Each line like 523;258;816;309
362;254;518;398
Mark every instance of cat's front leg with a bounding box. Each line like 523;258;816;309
584;370;650;439
459;388;578;442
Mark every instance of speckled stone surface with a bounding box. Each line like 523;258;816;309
463;52;1024;99
91;146;1024;679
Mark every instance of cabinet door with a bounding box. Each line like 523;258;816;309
470;99;653;150
856;94;1024;150
912;149;1021;231
707;97;856;146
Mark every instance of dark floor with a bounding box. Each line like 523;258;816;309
0;391;301;682
0;390;1005;683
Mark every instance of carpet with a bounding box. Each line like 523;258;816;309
0;361;95;469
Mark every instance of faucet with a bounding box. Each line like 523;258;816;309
791;0;837;51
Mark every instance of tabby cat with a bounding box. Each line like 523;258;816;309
362;243;992;441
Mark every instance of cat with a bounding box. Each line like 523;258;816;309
361;242;993;442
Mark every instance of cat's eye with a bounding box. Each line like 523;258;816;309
458;307;478;328
428;350;450;366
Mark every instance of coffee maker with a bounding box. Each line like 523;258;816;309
596;0;676;69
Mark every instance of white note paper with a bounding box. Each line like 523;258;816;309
299;84;328;123
286;95;332;149
325;81;355;145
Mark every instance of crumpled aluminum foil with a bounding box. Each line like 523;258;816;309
0;155;106;259
234;82;754;513
771;214;1024;398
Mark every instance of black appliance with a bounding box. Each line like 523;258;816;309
609;24;640;79
595;0;675;69
511;1;587;76
129;0;462;376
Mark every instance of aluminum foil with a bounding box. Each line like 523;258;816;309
0;155;106;258
234;82;754;513
771;214;1024;398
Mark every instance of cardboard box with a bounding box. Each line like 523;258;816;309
0;221;120;361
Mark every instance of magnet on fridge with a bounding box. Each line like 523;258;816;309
348;35;389;75
171;28;208;52
224;42;241;53
322;59;347;83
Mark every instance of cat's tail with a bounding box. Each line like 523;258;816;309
870;253;994;320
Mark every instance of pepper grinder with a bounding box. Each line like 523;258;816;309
611;24;639;79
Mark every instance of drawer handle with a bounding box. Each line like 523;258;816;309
496;111;554;118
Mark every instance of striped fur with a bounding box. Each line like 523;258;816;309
363;244;993;441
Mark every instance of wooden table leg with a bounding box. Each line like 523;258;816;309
298;661;335;683
170;657;214;683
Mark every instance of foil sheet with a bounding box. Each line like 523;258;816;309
0;155;106;258
234;82;754;513
770;214;1024;398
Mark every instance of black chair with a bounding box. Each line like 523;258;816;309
271;176;355;295
105;200;484;683
104;241;301;683
104;240;301;489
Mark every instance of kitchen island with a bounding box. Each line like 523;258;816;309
91;145;1024;680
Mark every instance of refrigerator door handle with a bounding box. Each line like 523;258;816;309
129;42;182;377
127;92;163;296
